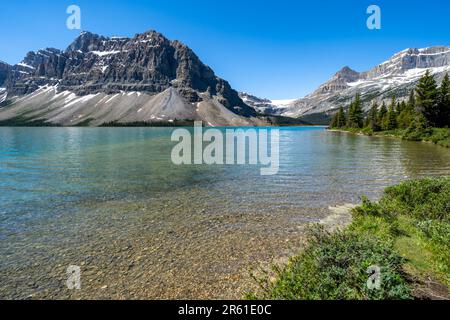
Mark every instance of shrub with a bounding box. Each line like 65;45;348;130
248;225;411;300
247;178;449;300
382;178;450;221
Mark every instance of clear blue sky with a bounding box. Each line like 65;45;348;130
1;0;448;99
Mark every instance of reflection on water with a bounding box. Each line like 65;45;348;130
0;127;449;299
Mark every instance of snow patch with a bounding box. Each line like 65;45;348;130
104;94;120;104
90;50;124;57
64;93;78;104
270;99;297;107
17;62;35;69
63;94;97;109
0;88;7;103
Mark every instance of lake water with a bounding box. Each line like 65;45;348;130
1;127;449;299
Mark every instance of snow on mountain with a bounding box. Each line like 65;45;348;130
243;46;450;118
0;87;6;104
270;99;297;106
0;30;262;126
238;92;296;115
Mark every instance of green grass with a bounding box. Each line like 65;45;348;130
248;178;450;300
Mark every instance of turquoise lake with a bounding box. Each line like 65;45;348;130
1;127;449;299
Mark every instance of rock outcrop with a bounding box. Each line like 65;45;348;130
0;61;11;87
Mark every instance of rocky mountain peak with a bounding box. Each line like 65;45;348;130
2;29;256;119
335;66;360;81
66;31;108;52
135;30;167;41
310;66;360;96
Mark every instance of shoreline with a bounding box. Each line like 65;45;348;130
1;127;449;300
0;123;326;128
248;178;450;300
328;128;450;148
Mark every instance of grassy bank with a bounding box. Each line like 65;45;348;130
334;127;450;148
248;178;450;300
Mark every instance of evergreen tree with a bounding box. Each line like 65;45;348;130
389;96;397;114
396;102;403;115
384;96;398;130
412;113;429;132
400;101;407;113
337;107;347;128
367;101;380;131
407;89;416;111
330;113;338;128
397;103;413;129
363;114;370;128
386;105;397;130
378;102;388;130
330;107;347;128
416;70;439;126
395;91;417;129
347;93;363;128
437;72;450;127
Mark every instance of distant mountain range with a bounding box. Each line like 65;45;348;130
241;46;450;121
0;30;269;126
1;31;448;126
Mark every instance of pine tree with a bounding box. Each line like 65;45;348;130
400;101;407;113
396;102;403;115
347;101;354;128
337;107;347;128
367;101;380;131
397;101;413;129
437;72;450;127
330;107;347;128
384;96;398;130
395;90;417;129
363;114;370;128
407;89;416;112
416;70;439;126
386;105;397;130
378;102;388;130
347;93;363;128
330;113;338;128
389;96;397;115
412;113;429;132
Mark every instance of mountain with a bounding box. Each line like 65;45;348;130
238;92;296;115
246;46;450;118
4;37;447;126
0;30;261;126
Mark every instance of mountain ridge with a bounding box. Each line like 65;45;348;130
242;46;450;118
3;35;449;125
0;30;262;126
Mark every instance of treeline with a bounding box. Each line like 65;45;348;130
331;70;450;132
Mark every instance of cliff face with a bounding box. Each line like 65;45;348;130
0;61;11;87
361;47;450;79
0;30;259;126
